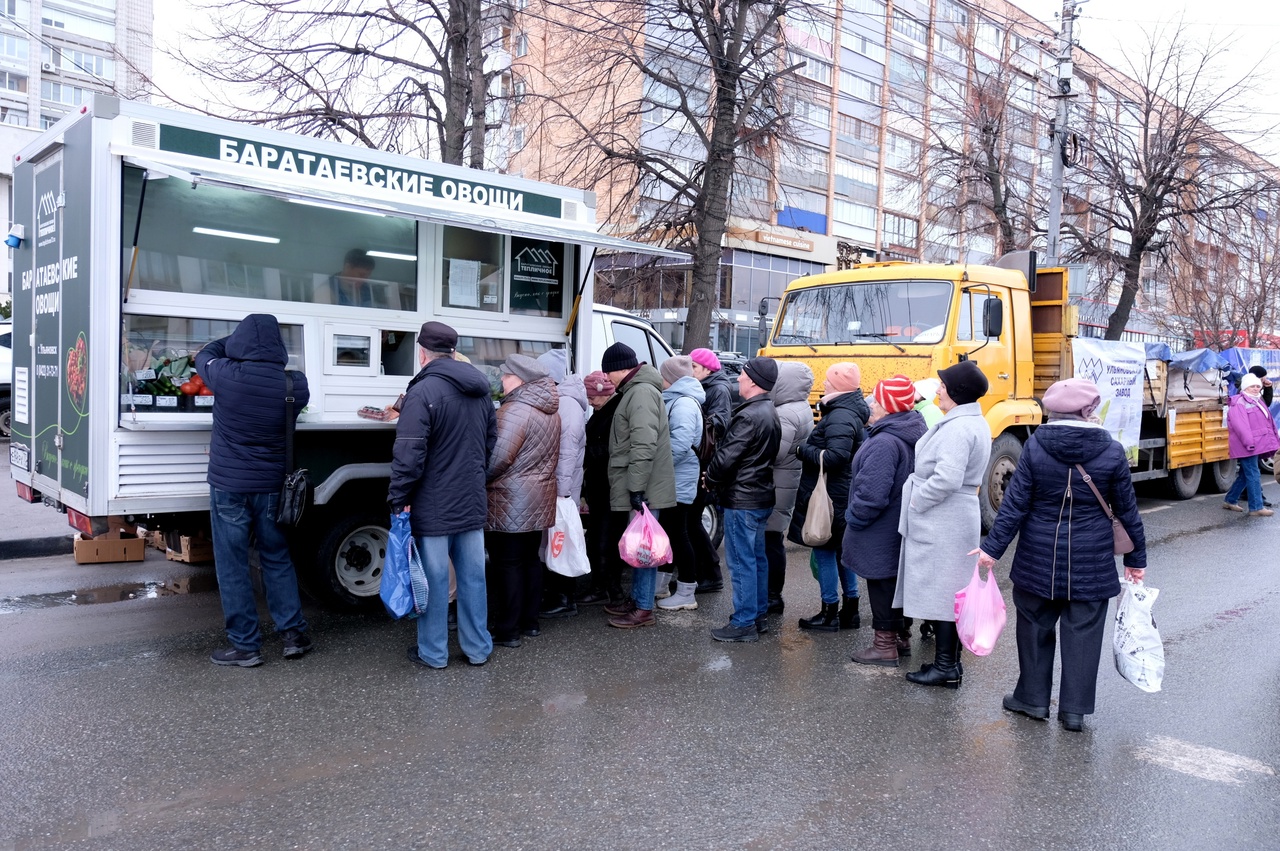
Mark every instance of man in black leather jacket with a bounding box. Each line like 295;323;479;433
705;356;782;642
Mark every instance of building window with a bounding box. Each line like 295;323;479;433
40;113;65;130
41;9;116;42
892;12;928;45
794;98;831;130
0;70;26;92
0;103;26;125
884;132;921;171
514;33;529;57
0;34;27;63
839;70;881;104
789;50;833;86
841;29;885;63
42;45;114;80
884;212;919;248
41;80;89;106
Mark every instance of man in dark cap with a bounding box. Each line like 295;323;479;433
600;341;677;629
390;320;497;668
705;356;782;642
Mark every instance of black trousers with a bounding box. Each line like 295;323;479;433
864;576;904;632
1011;586;1109;715
584;504;629;595
690;488;723;583
665;502;699;584
485;530;543;642
765;531;786;596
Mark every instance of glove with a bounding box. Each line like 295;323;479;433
795;444;805;459
629;491;646;511
389;500;408;515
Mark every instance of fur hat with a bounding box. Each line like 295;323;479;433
937;360;989;406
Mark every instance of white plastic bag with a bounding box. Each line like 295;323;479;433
545;497;591;578
1113;579;1164;693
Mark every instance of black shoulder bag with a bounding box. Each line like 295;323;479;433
277;371;312;528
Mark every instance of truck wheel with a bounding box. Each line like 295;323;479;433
981;433;1023;533
1262;454;1275;477
312;511;390;607
701;503;724;549
1201;459;1236;494
0;396;10;440
1164;464;1202;500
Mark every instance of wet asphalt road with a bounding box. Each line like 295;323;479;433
1;481;1278;850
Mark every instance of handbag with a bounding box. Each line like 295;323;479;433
1074;463;1134;554
801;450;834;546
276;371;312;528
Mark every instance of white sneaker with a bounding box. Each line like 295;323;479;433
659;581;699;611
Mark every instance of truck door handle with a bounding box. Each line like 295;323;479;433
998;372;1010;380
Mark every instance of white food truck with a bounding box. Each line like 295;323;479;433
7;97;679;604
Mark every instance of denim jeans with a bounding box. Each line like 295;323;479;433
723;507;772;628
1225;456;1265;512
632;567;657;611
814;546;859;605
416;530;491;667
209;487;307;651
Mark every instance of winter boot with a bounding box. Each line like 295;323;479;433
905;621;962;689
851;630;900;667
798;602;841;632
655;571;674;599
839;596;861;630
658;581;699;611
766;594;785;615
896;627;912;656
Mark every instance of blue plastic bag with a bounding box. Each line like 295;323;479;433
380;511;428;619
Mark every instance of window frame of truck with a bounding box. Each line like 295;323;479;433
7;96;683;605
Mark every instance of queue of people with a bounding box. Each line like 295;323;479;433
204;316;1166;733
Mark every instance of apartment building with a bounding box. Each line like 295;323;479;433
503;0;1276;348
0;0;152;298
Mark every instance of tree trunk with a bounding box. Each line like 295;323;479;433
1104;252;1144;340
441;0;469;166
466;0;487;170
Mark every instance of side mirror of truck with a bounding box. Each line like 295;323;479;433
982;298;1003;339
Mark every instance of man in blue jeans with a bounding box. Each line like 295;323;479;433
197;314;312;667
704;357;782;642
389;321;497;667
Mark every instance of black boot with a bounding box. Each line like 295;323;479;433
905;621;962;689
839;596;861;630
767;594;785;615
798;602;841;632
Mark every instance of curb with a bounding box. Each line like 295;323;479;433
0;536;76;560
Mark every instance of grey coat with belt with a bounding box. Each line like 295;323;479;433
893;402;992;620
767;362;815;533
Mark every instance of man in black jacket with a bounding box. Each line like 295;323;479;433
390;321;497;668
197;314;311;667
704;356;782;642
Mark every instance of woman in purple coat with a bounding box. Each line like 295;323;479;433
1223;372;1280;517
842;375;927;667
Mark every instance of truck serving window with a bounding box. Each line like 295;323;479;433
121;166;418;310
773;280;952;346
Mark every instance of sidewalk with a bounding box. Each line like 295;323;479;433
0;465;76;559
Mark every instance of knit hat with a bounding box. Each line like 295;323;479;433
824;362;862;394
537;348;569;384
1241;373;1263;391
417;320;457;353
1042;377;1102;419
875;374;916;414
584;371;616;398
660;355;695;385
913;377;941;402
937;360;989;406
500;353;549;384
743;356;779;391
689;348;721;372
601;342;639;373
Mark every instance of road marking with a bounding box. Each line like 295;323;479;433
1133;736;1275;785
1139;505;1173;514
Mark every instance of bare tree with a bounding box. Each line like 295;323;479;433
1061;25;1277;339
915;19;1050;258
515;0;812;349
166;0;505;167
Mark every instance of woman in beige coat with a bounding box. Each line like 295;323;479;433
895;359;991;688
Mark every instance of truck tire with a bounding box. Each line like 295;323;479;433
0;394;10;440
310;510;390;608
1262;454;1275;478
981;433;1023;533
701;503;724;550
1201;459;1236;494
1164;464;1202;500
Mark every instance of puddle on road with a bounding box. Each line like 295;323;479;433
0;574;217;614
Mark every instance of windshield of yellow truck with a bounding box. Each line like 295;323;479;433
772;280;952;346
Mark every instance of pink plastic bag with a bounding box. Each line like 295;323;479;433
618;505;673;568
954;562;1007;656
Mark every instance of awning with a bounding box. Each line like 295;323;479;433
116;147;689;260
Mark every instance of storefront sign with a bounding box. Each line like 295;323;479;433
158;125;564;219
754;231;814;252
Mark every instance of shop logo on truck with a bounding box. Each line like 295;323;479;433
37;191;58;244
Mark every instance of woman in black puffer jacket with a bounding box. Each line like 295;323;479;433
977;378;1147;733
789;362;869;632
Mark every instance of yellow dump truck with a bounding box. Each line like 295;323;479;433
757;257;1231;530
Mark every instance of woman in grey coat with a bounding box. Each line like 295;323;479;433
894;359;992;688
765;362;815;614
